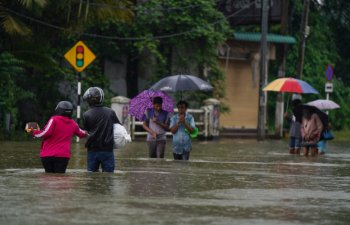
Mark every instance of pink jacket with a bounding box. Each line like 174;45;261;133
33;115;87;158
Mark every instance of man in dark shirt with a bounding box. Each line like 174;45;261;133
83;87;120;172
284;94;303;154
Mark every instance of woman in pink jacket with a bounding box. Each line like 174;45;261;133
301;107;323;157
27;101;87;173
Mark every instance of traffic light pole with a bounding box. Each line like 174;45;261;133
64;40;96;143
76;72;82;142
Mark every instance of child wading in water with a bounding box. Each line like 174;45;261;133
142;96;170;158
169;100;196;160
26;101;87;173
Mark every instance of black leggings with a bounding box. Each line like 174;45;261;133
41;157;69;173
148;140;166;158
173;151;190;160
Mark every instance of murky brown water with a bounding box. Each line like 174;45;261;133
1;138;350;225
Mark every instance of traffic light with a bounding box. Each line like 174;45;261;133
64;41;95;72
76;45;84;68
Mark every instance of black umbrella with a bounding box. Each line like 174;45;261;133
150;74;213;92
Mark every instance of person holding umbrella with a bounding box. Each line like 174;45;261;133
262;77;319;155
142;96;171;158
306;99;338;155
284;94;303;154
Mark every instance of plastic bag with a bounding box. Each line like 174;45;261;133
24;122;40;133
113;123;132;149
185;127;199;139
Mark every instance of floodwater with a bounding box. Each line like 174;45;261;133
0;138;350;225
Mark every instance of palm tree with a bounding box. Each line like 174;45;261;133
0;0;134;36
69;0;134;30
0;0;47;35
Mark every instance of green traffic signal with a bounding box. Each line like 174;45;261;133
76;60;83;67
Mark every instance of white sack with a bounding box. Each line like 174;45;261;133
113;123;131;149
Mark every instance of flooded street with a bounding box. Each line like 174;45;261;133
1;139;350;225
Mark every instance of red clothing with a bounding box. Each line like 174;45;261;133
33;115;87;158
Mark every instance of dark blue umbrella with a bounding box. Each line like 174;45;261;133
150;75;213;92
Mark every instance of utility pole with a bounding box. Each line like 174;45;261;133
297;0;310;79
257;0;269;140
275;0;289;138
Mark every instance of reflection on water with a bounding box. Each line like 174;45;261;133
0;139;350;225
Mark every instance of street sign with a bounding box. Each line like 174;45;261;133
325;64;334;81
64;41;96;72
325;83;333;93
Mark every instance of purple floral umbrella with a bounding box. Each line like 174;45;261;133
128;90;174;121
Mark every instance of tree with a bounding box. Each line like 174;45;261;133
0;0;231;136
0;52;36;137
0;0;47;35
323;0;350;85
103;0;231;100
267;0;350;130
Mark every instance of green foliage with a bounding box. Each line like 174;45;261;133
0;0;47;35
5;0;350;137
90;0;231;105
131;0;231;104
266;0;350;130
0;52;34;136
329;79;350;129
323;0;350;86
287;1;350;130
0;52;25;114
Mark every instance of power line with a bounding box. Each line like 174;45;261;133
86;1;205;12
3;1;254;41
84;0;223;12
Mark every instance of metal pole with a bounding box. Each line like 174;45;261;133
257;0;269;140
76;72;81;142
326;91;329;115
275;0;289;138
297;0;310;79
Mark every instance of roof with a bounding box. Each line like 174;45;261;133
233;32;296;44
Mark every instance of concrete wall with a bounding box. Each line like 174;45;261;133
104;58;127;96
137;50;156;91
